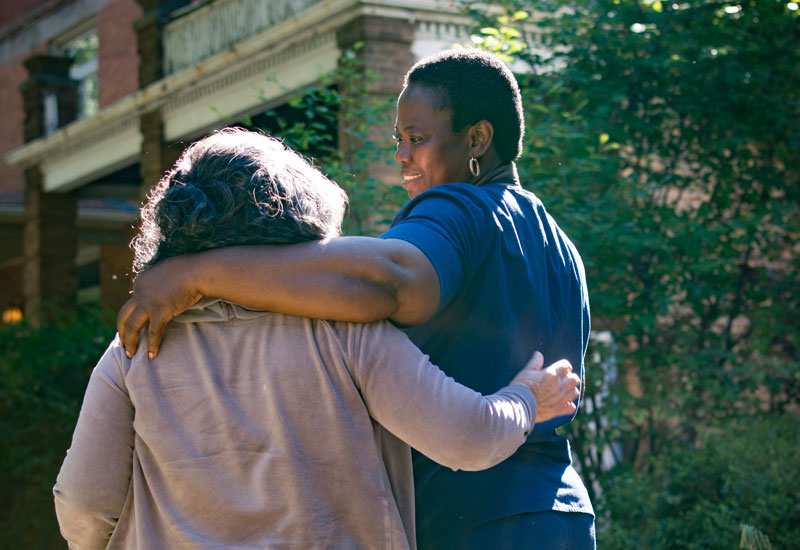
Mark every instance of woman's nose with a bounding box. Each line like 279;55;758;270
394;141;410;163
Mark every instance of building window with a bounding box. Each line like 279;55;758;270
54;26;99;119
43;90;59;135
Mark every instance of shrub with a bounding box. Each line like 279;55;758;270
0;305;116;549
600;415;800;549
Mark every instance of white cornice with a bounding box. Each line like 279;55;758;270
4;0;360;171
4;0;468;189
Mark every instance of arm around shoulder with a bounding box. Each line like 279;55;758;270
348;321;534;472
119;236;440;358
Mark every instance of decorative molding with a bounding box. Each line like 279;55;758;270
45;116;138;165
164;32;335;115
5;0;488;191
414;19;469;39
40;118;141;192
164;32;339;141
164;0;325;74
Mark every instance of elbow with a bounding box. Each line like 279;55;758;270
354;276;403;322
54;483;117;548
371;239;439;326
432;430;528;472
455;435;527;472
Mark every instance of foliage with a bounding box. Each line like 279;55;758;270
740;524;774;550
600;416;798;549
245;44;406;235
0;305;116;549
468;0;800;545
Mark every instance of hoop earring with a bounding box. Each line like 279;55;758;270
469;155;480;178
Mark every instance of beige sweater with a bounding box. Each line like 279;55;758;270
54;299;536;550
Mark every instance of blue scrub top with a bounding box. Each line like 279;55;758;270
380;180;593;544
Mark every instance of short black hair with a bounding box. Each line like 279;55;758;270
404;48;524;163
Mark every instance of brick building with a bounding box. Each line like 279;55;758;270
0;0;474;323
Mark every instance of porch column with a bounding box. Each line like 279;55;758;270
335;16;414;231
20;55;80;318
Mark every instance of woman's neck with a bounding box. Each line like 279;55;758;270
472;162;519;187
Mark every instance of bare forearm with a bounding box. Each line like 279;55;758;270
192;238;401;322
119;235;439;358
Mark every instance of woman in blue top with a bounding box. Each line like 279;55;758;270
119;48;595;549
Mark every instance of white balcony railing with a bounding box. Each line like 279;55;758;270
163;0;325;75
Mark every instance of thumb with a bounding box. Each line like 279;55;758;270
526;351;544;371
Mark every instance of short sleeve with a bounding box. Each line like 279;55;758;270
380;185;492;310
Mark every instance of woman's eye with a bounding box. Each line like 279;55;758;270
409;136;422;144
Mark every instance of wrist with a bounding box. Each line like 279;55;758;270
176;252;209;298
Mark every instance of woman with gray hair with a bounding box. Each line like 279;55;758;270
54;128;580;550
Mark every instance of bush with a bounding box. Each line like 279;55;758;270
0;305;116;549
600;415;800;549
468;2;799;543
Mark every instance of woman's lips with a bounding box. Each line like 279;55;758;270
401;173;422;186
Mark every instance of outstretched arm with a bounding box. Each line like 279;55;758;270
348;321;581;471
117;236;439;359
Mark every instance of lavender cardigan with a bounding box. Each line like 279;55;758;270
54;298;535;549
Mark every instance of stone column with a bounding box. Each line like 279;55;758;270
336;15;415;96
20;55;80;319
23;167;78;318
139;109;183;198
335;16;415;232
135;0;167;87
135;0;185;198
20;55;78;141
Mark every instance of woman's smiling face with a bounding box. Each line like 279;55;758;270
393;84;473;200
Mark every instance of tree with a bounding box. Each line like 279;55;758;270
468;0;800;545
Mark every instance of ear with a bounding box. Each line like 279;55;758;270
468;120;494;158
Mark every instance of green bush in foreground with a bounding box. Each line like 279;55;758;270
600;414;800;549
0;305;115;550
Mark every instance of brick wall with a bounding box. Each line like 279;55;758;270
139;110;183;197
23;166;78;316
337;15;414;96
98;0;142;108
21;55;79;142
0;0;50;29
0;51;42;195
134;0;165;88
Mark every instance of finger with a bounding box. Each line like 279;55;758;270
568;385;580;401
117;298;137;347
557;380;580;401
551;359;573;376
527;351;544;370
147;314;169;360
122;308;149;358
562;401;578;415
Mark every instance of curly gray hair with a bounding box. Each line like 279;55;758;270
132;128;347;273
